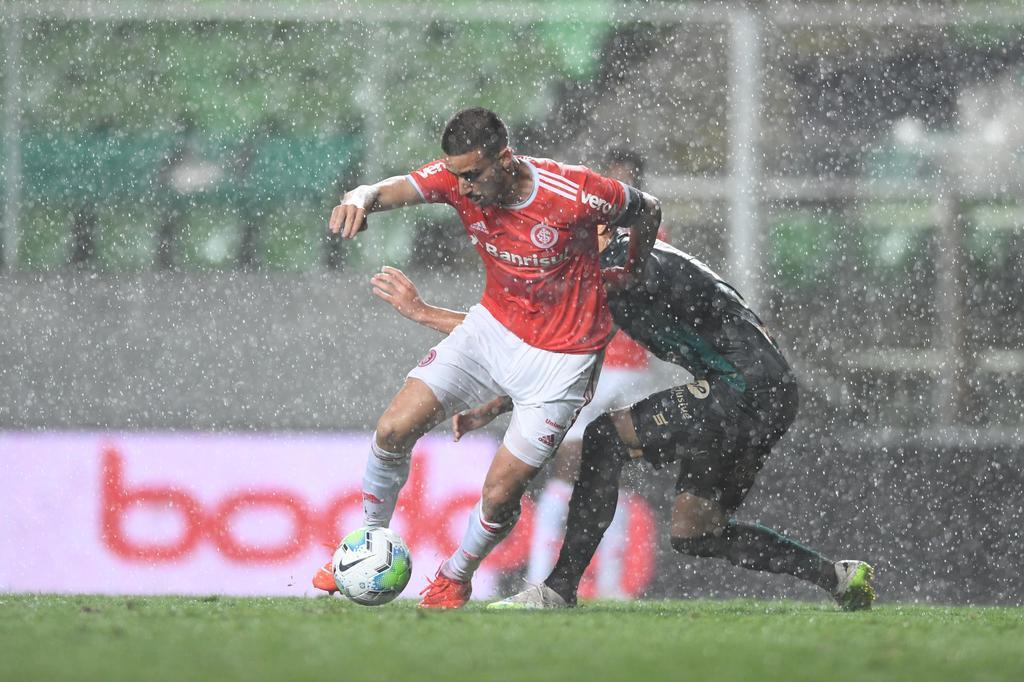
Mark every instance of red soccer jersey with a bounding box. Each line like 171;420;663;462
407;156;630;353
604;330;649;369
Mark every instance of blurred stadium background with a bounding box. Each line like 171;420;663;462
1;1;1022;605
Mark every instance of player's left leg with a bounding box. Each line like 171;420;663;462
669;489;838;592
668;489;875;610
661;374;842;597
426;325;601;608
669;436;874;609
419;445;541;609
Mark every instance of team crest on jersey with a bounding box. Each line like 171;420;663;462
530;223;559;250
418;349;437;367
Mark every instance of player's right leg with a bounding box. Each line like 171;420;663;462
312;377;448;593
315;317;502;594
363;377;449;527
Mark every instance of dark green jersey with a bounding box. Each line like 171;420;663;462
601;231;791;393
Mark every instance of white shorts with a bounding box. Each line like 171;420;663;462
564;366;656;442
407;305;602;468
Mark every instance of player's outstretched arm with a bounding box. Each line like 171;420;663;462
370;266;467;335
329;175;424;239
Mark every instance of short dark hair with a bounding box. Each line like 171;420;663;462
441;108;509;157
605;147;645;190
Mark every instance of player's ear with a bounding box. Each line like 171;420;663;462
497;147;514;170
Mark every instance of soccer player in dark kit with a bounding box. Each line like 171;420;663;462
372;224;876;611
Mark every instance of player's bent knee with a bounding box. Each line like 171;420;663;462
671;534;720;557
373;419;416;453
670;507;728;554
672;492;727;535
375;410;437;453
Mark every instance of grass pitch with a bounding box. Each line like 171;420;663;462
1;595;1021;682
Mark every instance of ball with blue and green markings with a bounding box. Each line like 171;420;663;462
332;526;412;606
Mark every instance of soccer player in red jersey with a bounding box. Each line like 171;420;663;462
318;108;662;608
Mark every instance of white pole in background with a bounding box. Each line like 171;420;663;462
727;8;764;309
2;17;24;271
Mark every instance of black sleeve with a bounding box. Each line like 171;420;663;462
609;184;645;228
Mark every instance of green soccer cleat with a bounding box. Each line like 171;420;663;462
487;584;569;610
833;560;876;611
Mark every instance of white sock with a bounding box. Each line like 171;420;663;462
596;500;629;598
527;478;573;584
361;433;410;528
443;500;518;582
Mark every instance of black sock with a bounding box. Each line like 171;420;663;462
545;414;627;605
672;520;836;592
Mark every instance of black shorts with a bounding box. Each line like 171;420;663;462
630;375;798;513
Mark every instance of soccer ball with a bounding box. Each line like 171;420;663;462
332;526;412;606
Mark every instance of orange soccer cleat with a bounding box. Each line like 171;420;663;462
417;567;472;609
312;558;339;594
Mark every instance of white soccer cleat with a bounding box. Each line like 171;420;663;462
487;583;569;610
833;560;876;611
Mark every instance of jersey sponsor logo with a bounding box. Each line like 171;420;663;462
483;242;569;268
538;433;557;448
416;162;445;179
686;380;711;399
652;413;669;427
418;349;437;367
530;223;559;249
670;387;693;419
580;190;615;215
469;220;489;234
544;418;565;430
